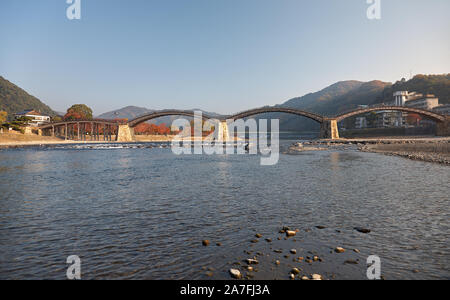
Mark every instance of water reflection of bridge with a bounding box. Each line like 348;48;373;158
37;106;449;142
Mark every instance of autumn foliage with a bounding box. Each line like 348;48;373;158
134;123;173;135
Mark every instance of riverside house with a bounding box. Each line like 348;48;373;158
15;109;51;127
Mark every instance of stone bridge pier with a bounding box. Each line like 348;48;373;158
436;117;450;136
319;119;340;140
217;121;231;142
116;124;135;142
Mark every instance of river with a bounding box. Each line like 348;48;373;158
0;136;448;280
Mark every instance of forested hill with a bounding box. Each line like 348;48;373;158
0;76;56;120
377;74;450;105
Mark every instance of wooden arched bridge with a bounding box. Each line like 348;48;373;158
36;106;449;141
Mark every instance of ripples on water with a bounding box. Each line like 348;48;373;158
0;140;448;280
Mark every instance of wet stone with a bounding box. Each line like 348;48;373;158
229;269;242;279
335;247;346;253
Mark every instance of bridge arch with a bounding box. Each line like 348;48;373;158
335;106;446;123
128;110;215;127
227;107;324;123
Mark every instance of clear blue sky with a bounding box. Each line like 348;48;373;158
1;0;449;115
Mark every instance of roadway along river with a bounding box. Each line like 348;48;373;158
0;138;448;280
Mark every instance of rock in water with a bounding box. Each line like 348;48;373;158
286;230;297;237
229;269;242;279
291;268;301;275
354;227;371;234
246;259;259;265
311;274;323;280
335;247;346;253
290;249;297;254
202;240;210;246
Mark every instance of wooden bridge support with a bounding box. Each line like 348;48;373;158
319;119;340;140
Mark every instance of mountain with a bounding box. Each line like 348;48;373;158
254;80;391;131
0;76;56;121
97;106;155;120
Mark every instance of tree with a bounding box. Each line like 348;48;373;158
52;116;62;122
65;104;93;120
0;111;7;124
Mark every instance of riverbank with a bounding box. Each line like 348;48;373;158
0;133;245;148
308;136;450;165
0;132;176;148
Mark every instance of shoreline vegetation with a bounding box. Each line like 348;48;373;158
1;132;449;165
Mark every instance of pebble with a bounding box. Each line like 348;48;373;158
335;247;346;253
353;249;360;253
202;240;210;246
311;274;323;280
255;233;262;238
275;260;280;265
286;230;297;237
301;276;310;280
291;268;301;275
290;274;295;280
316;226;327;229
229;269;242;279
344;260;359;265
265;238;272;243
246;258;259;265
290;249;297;254
354;227;371;234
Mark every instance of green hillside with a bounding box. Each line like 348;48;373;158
377;74;450;105
0;76;56;121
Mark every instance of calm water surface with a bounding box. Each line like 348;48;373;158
0;139;448;280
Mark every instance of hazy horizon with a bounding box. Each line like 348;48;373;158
1;0;449;115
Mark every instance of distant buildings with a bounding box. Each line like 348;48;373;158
376;91;443;128
393;91;439;110
433;104;450;115
354;91;447;129
354;105;369;129
15;109;50;127
374;111;407;128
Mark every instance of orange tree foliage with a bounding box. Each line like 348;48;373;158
63;111;83;121
134;123;172;135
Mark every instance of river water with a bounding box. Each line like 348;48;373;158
0;137;448;280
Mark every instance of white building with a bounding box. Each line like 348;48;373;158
355;117;368;129
15;110;51;127
393;91;410;106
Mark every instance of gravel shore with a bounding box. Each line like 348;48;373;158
305;137;450;165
